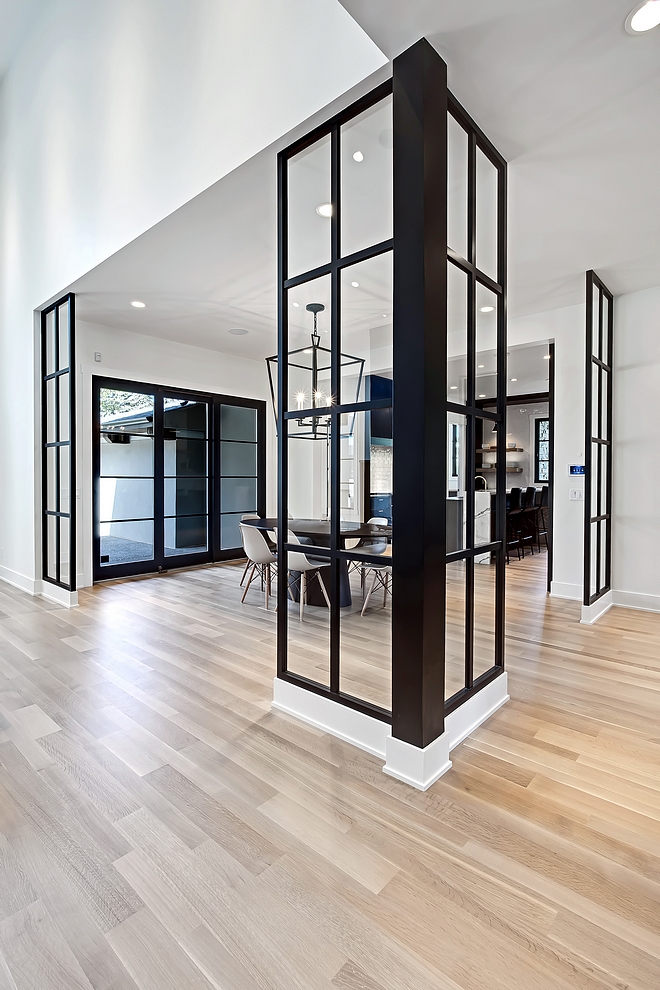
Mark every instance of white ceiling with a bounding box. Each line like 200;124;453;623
0;0;44;77
340;0;660;313
71;0;660;359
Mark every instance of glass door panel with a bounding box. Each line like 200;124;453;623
219;403;258;550
163;398;209;556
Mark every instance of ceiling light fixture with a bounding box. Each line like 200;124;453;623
293;302;300;307
626;0;660;32
316;203;333;217
480;305;494;313
478;364;485;369
228;328;248;335
479;394;486;398
449;385;458;390
510;377;518;382
352;151;364;162
131;300;146;308
351;281;360;287
543;354;551;360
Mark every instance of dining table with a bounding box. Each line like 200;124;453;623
242;517;392;607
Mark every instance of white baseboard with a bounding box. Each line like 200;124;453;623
272;671;509;791
550;581;582;600
580;591;612;624
38;582;79;608
0;566;38;596
612;590;660;613
271;677;390;758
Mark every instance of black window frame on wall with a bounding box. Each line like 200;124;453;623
92;376;266;582
443;91;508;717
41;293;76;592
277;79;394;725
584;271;614;607
534;416;551;484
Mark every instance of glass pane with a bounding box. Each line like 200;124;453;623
100;389;154;434
165;439;207;478
46;514;57;580
58;301;69;370
59;445;70;515
46;378;57;443
473;553;497;679
165;516;208;556
58;373;70;443
164;477;207;517
599;519;608;591
46;447;57;511
591;443;600;519
100;435;154;478
221;441;257;477
341;95;392;257
100;477;153;522
476;147;498;280
59;516;70;586
287;421;329;546
447;413;467;551
221;512;244;550
447;113;468;259
592;283;600;359
476;284;498;402
287;133;331;278
163;399;207;438
220;404;257;442
340;555;391;711
340;252;392;404
591;362;599;440
45;310;56;376
285;548;330;687
339;408;392;540
446;559;467;700
602;294;610;366
475;421;495;549
447;261;468;404
601;368;609;441
100;520;154;566
590;522;597;597
221;477;257;514
287;273;332;429
599;445;608;518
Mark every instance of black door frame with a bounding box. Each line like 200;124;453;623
93;376;266;581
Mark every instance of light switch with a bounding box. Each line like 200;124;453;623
94;352;101;362
569;488;584;501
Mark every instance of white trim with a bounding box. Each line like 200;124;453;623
580;590;612;624
0;566;38;596
272;671;509;791
271;677;390;758
38;582;79;608
612;590;660;613
550;580;582;600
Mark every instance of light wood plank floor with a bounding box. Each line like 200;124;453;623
0;555;659;989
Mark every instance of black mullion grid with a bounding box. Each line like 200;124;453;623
277;146;288;677
494;152;507;669
583;273;594;605
595;289;603;593
54;304;61;584
283;238;393;290
329;122;341;695
463;128;477;691
604;293;614;589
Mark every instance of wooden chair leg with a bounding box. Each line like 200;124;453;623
239;558;251;586
241;563;257;603
315;569;332;609
383;571;389;607
361;571;378;616
299;572;306;622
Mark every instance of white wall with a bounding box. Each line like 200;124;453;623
76;320;276;588
508;303;585;599
612;285;660;611
0;0;386;592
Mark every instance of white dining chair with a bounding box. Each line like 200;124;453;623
239;514;260;586
240;523;277;610
285;530;331;621
348;517;389;576
361;562;392;616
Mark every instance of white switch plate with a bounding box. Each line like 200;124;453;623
94;352;101;362
569;488;584;501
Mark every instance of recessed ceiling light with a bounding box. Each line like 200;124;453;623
480;306;494;313
510;377;518;382
316;203;333;217
351;281;360;287
478;364;485;369
383;314;388;318
543;354;551;360
228;328;248;335
626;0;660;33
449;385;458;390
352;151;364;163
131;300;146;308
292;301;300;307
479;394;486;398
303;349;313;354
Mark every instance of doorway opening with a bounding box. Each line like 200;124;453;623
93;376;265;581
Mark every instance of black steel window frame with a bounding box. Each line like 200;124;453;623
277;79;394;725
584;271;613;606
534;417;550;484
93;376;266;581
443;92;508;717
41;293;76;592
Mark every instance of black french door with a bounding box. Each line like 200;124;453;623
93;377;265;581
584;272;613;606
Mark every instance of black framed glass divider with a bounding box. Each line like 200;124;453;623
583;272;613;611
42;293;76;594
273;39;508;788
93;377;265;581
